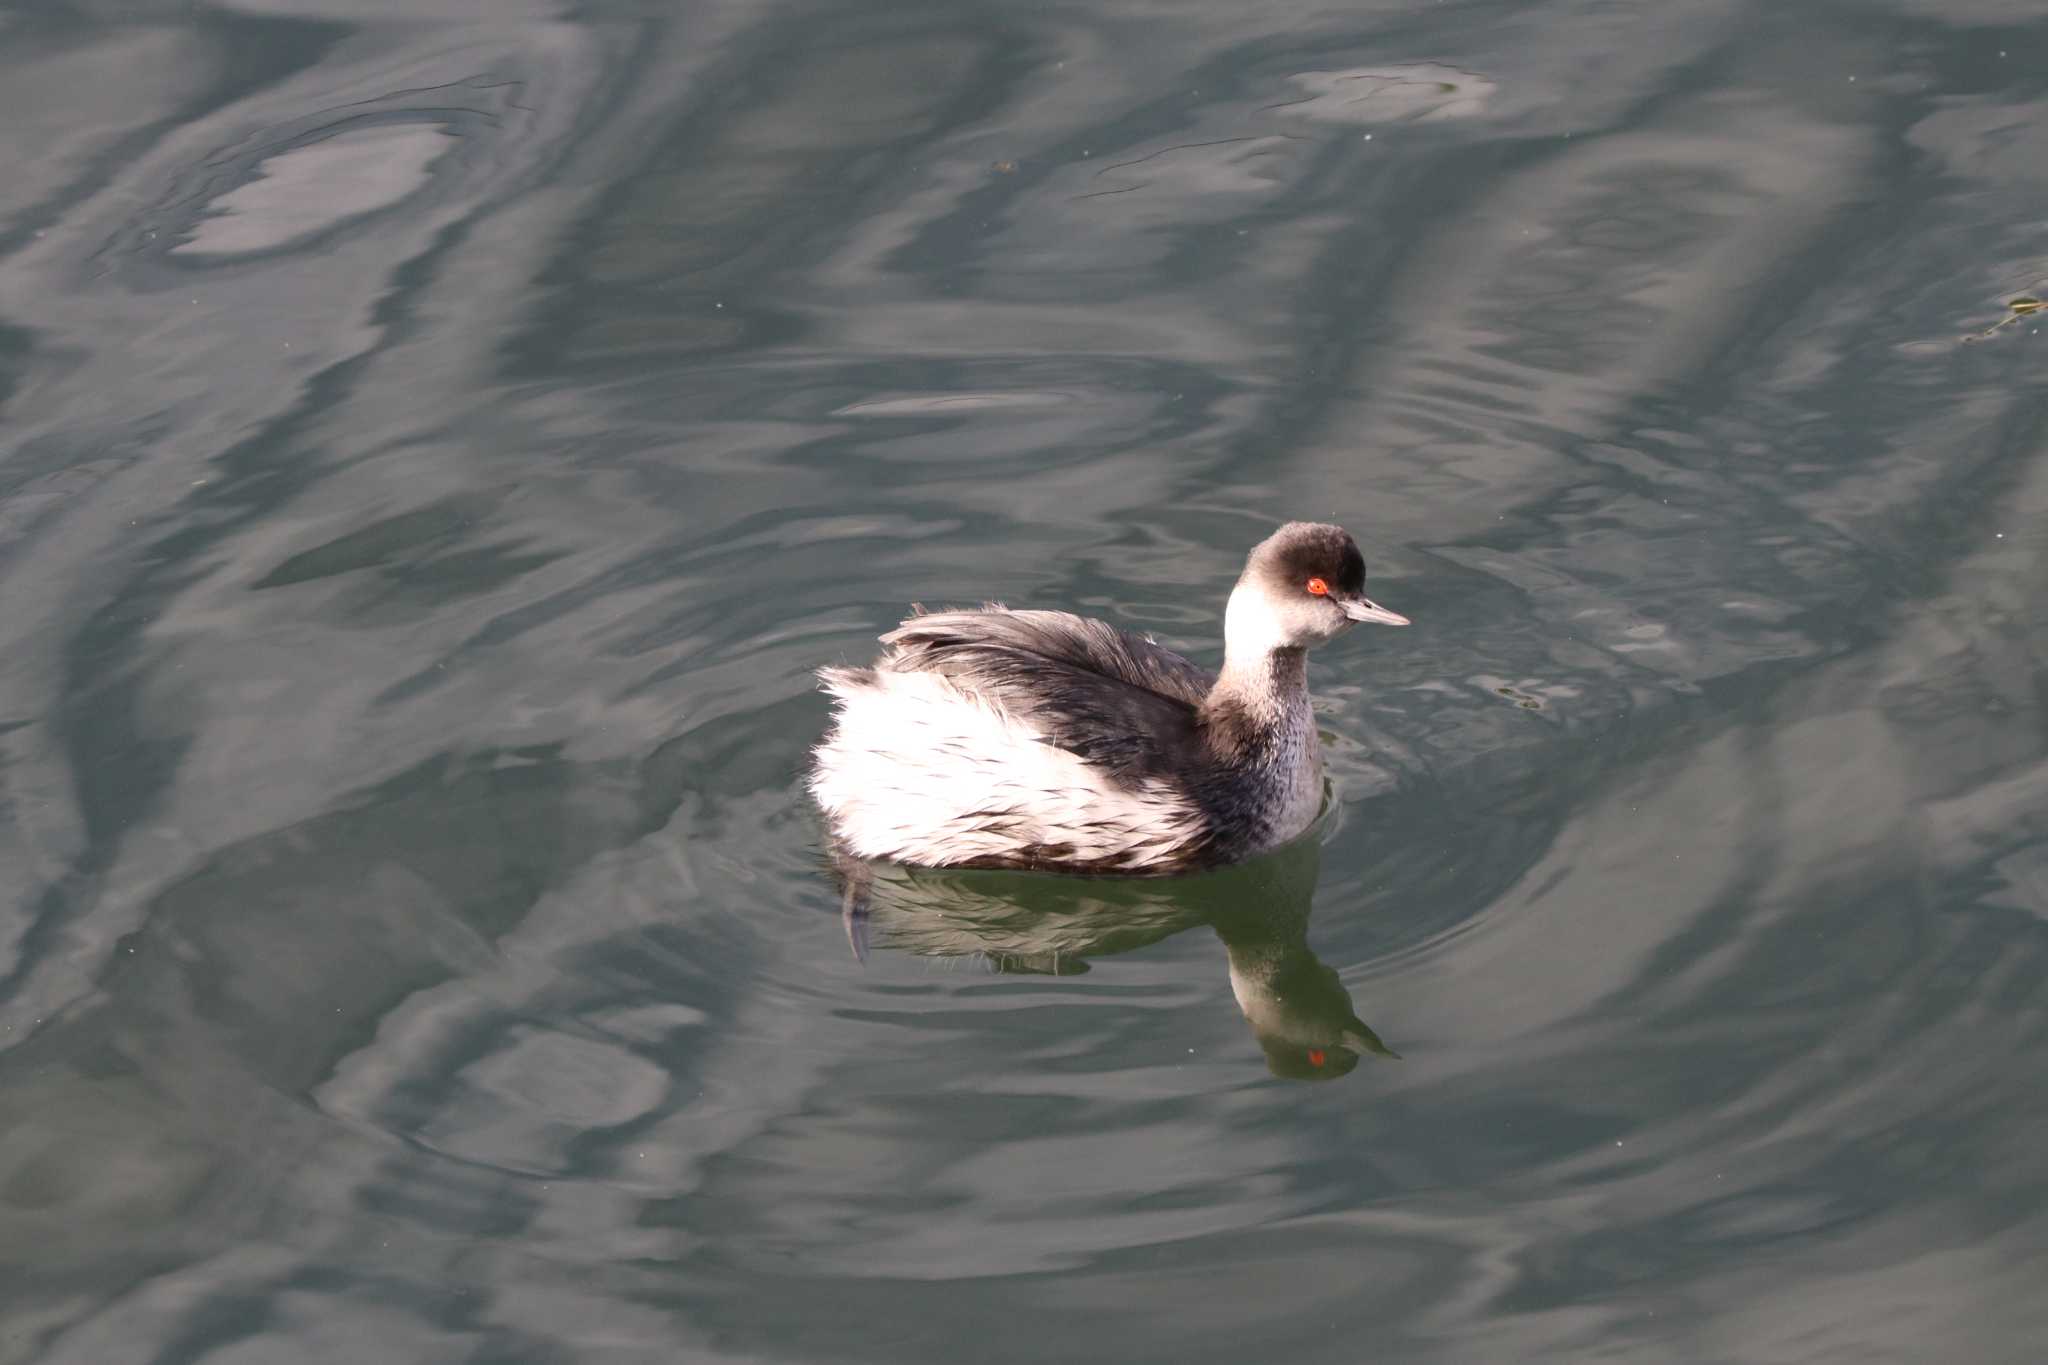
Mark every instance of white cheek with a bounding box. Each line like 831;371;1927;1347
1224;584;1345;656
1223;587;1290;658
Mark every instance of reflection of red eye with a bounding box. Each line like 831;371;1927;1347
1306;577;1329;596
1307;1049;1327;1067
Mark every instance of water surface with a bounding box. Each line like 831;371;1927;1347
2;0;2047;1360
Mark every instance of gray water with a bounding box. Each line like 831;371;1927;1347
3;1;2046;1361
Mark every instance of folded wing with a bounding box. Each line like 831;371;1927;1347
878;606;1214;787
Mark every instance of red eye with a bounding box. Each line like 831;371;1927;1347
1305;577;1329;596
1307;1049;1327;1067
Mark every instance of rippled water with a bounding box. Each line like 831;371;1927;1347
3;1;2046;1360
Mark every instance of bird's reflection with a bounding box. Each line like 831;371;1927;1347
835;836;1395;1080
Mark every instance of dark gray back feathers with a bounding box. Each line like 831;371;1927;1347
878;606;1215;788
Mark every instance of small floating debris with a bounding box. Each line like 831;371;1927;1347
1495;684;1544;711
1474;675;1553;711
1962;294;2042;343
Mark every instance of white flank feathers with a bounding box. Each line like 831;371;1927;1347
810;667;1203;870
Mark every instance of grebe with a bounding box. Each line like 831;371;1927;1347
810;522;1407;874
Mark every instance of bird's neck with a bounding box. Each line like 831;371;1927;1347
1215;912;1314;987
1209;646;1309;721
1210;584;1310;722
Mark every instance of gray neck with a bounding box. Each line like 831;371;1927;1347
1200;645;1318;808
1200;586;1324;845
1209;646;1309;718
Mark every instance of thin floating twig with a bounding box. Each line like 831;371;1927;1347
1963;294;2042;342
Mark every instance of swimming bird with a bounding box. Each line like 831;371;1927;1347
810;522;1408;875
